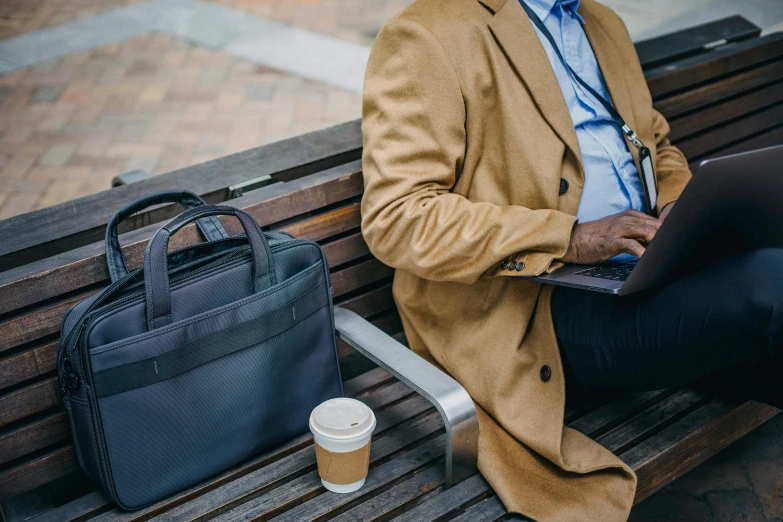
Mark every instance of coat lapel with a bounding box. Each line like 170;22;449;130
578;0;639;148
484;0;583;172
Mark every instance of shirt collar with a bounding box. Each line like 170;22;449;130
524;0;584;24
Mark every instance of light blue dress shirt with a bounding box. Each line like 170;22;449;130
523;0;646;223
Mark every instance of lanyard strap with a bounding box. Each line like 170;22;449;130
517;0;645;150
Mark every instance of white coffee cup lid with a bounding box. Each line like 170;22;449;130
309;398;376;442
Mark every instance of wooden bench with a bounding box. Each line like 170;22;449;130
1;19;782;522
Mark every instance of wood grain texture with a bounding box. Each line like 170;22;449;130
597;390;705;454
0;412;68;466
331;259;394;299
0;377;60;427
391;474;493;522
336;283;395;318
626;402;780;503
449;495;510;522
646;33;783;98
634;15;760;71
711;124;783;158
0;340;57;391
321;233;370;269
656;59;783;118
0;294;89;354
677;102;783;160
0;446;77;500
668;80;783;142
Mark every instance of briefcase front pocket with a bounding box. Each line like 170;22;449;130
88;261;339;508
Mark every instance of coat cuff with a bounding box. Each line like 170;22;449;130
491;211;577;278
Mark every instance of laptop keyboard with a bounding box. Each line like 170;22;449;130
574;262;636;282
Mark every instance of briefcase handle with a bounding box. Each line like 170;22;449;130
143;205;277;330
106;190;228;283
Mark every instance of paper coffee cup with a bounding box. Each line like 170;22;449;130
309;398;376;493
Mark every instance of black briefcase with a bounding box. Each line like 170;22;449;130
57;191;342;509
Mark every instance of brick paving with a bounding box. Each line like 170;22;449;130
208;0;415;46
0;33;362;219
0;0;144;40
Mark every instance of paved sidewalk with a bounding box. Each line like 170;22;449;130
210;0;415;45
0;0;144;40
0;34;361;219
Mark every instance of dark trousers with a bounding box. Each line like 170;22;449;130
551;248;783;409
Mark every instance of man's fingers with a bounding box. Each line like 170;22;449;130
617;238;646;259
622;223;659;243
621;211;661;229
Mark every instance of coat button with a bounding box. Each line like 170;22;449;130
514;261;525;271
501;260;509;269
559;178;569;195
540;365;552;382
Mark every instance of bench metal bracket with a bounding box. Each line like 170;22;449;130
333;307;479;488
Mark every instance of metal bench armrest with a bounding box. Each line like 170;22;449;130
333;307;479;487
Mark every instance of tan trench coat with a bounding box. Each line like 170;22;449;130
360;0;693;520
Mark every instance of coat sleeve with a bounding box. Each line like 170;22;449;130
360;18;577;284
651;107;692;212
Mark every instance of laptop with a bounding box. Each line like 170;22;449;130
523;145;783;296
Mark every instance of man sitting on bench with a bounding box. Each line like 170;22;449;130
359;0;782;520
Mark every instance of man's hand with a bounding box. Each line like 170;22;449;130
561;210;661;264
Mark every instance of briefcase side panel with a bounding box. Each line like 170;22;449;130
87;260;339;508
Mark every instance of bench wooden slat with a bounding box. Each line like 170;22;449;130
282;203;361;243
269;451;447;522
677;102;783;161
646;32;783;98
0;121;362;271
29;491;111;522
332;258;394;299
448;495;509;522
598;390;705;454
655;58;783;118
623;400;779;503
389;474;492;522
568;389;670;437
0;447;77;500
635;15;760;71
321;233;370;270
699;123;783;163
0;341;57;392
329;464;444;522
668;80;783;142
338;283;395;319
0;412;68;467
0;294;88;354
212;431;445;522
0;378;60;428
